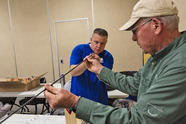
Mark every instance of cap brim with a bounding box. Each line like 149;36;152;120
120;17;140;31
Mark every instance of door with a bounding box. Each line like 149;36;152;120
54;18;90;86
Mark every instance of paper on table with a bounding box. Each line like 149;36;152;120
26;115;66;124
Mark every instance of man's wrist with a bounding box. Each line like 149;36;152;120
72;96;81;113
95;66;103;75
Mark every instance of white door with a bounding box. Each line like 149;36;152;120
54;18;90;86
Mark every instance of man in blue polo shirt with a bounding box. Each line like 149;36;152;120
70;28;114;105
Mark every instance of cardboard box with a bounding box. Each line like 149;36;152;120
0;72;47;92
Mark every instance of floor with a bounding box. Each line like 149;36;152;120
10;97;61;115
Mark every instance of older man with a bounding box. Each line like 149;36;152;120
44;0;186;123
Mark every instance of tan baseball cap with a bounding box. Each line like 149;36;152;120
120;0;178;31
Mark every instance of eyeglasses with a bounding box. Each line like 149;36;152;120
131;18;152;35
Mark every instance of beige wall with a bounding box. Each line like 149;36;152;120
93;0;141;72
0;0;16;77
0;0;185;83
173;0;186;32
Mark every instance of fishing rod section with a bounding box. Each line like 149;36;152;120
0;57;91;123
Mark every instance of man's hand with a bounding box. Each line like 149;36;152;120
70;53;102;77
44;83;79;110
84;53;104;75
91;53;101;62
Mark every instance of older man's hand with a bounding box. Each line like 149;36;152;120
44;83;79;110
84;54;104;75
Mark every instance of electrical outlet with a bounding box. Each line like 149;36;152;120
60;59;64;64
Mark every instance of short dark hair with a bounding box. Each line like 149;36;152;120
93;28;108;37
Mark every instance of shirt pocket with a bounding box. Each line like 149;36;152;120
137;100;166;120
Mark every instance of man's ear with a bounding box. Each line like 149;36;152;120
152;18;163;34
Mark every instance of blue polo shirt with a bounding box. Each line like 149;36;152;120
70;43;113;105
